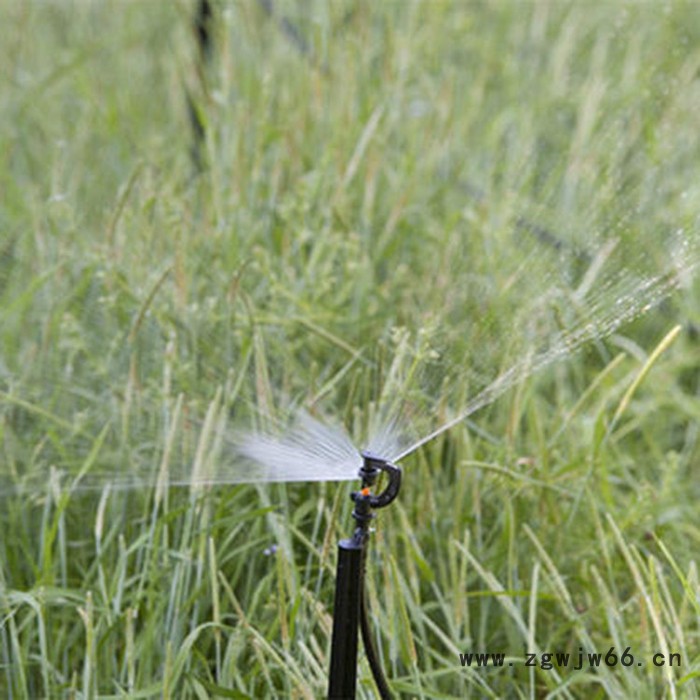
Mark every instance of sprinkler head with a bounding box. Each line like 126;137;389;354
355;451;402;510
359;450;386;487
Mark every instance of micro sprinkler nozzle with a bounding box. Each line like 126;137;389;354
358;451;401;511
328;452;402;700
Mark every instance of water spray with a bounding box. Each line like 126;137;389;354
327;451;401;700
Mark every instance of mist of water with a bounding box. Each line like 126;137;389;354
236;412;362;482
2;229;697;497
391;232;700;462
232;231;699;480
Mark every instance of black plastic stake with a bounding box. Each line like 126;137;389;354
328;538;364;699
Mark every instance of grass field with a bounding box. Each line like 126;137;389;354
1;2;700;698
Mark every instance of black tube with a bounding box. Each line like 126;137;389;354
360;584;393;699
328;538;364;699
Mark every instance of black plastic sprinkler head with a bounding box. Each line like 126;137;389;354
356;451;402;511
328;452;402;700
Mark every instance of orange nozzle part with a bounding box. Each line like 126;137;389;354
360;487;371;497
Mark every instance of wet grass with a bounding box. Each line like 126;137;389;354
1;2;700;698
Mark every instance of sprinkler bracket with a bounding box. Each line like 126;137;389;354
328;452;401;699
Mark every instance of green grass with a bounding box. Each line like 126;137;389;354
2;2;700;698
